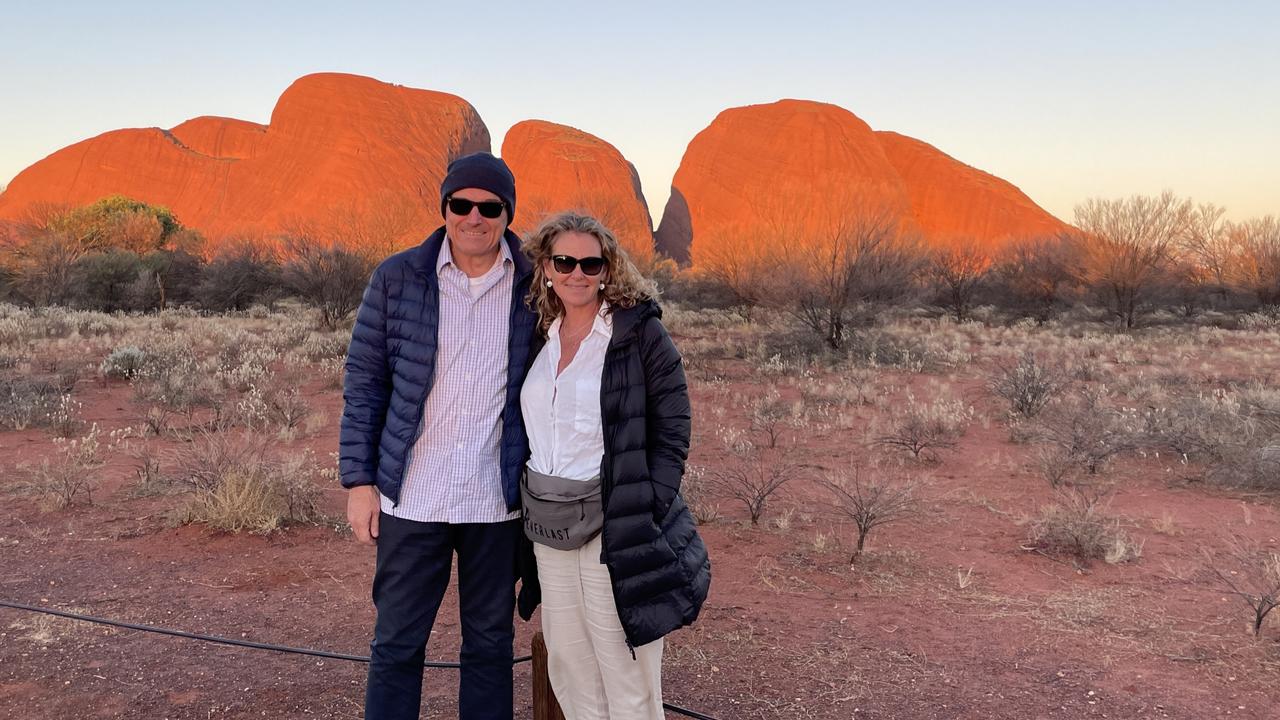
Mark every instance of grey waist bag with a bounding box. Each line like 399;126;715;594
521;466;603;550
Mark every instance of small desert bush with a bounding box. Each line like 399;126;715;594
1204;537;1280;637
100;346;147;379
216;345;279;393
71;310;126;338
1140;382;1280;490
174;432;325;533
225;374;311;434
1028;387;1139;475
296;331;350;362
25;424;104;508
316;356;346;390
896;325;974;369
841;329;929;373
1027;486;1140;565
1238;381;1280;433
754;327;830;370
0;350;26;369
817;464;919;564
0;378;64;430
1139;391;1245;462
265;312;315;352
268;385;311;431
680;465;721;525
233;384;272;429
27;307;76;340
1237;311;1280;331
746;388;797;448
988;351;1070;419
798;367;879;407
0;314;35;345
1029;444;1071;488
1207;444;1280;491
47;393;85;438
132;340;222;420
875;394;974;462
707;426;797;525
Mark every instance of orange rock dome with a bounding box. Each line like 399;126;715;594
655;99;1067;264
0;73;490;250
501;120;654;263
875;131;1068;248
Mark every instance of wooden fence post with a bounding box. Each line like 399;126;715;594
531;631;566;720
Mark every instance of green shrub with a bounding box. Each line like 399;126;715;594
100;346;147;379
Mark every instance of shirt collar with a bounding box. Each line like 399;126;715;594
547;301;612;339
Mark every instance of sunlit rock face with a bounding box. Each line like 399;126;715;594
0;73;490;251
502;119;654;263
875;131;1068;250
655;99;1066;265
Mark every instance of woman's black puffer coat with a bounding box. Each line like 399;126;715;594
519;299;711;648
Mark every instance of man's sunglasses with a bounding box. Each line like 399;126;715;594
551;254;607;276
446;197;506;219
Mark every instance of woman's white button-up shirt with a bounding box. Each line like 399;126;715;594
521;304;613;481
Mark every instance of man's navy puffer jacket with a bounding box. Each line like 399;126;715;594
338;227;536;509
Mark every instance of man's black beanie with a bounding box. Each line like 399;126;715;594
439;152;517;223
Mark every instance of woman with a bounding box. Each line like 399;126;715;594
518;212;710;719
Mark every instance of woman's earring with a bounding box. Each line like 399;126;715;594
546;279;554;288
598;282;605;291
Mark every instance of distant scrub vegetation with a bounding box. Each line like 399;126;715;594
685;191;1280;342
0;195;376;329
1;191;1277;339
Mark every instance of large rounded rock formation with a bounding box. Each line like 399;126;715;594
655;99;1068;265
655;99;908;266
501;120;654;263
0;73;490;251
875;131;1069;248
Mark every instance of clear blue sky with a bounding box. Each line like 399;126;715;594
2;0;1277;223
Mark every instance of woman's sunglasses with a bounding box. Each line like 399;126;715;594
551;254;607;276
446;197;506;219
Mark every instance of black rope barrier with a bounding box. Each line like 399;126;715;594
0;599;526;668
1;599;719;719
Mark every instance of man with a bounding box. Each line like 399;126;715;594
340;152;536;719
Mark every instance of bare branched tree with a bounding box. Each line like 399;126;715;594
1204;536;1280;637
927;240;990;322
875;396;972;463
707;427;797;525
1075;191;1194;328
281;234;376;329
1180;203;1232;300
1223;216;1280;306
817;465;918;564
196;238;282;312
768;208;923;350
990;233;1080;322
693;219;783;309
301;192;427;260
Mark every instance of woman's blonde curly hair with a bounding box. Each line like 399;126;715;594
524;212;657;336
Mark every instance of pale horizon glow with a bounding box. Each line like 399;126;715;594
1;1;1277;227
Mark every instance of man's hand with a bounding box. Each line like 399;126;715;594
347;485;380;545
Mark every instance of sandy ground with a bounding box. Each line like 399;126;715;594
3;315;1280;719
